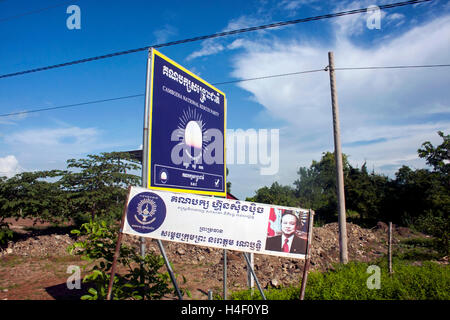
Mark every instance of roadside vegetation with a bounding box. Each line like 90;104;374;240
68;220;190;300
229;259;449;300
0;131;448;300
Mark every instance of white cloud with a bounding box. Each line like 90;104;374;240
153;24;177;44
278;0;321;15
224;15;265;31
1;126;109;172
186;38;226;61
227;39;247;50
280;0;308;11
226;14;450;198
0;112;28;125
0;155;22;178
231;14;450;128
385;12;406;28
186;15;267;61
1;123;139;175
387;13;405;21
332;1;370;36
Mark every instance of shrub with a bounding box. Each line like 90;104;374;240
413;212;449;256
0;219;13;246
306;261;449;300
68;220;187;300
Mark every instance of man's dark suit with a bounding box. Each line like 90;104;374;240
265;235;307;254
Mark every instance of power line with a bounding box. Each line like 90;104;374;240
0;0;75;23
1;94;144;118
0;0;432;80
1;62;448;118
1;68;326;118
212;68;327;85
333;64;450;71
0;68;328;117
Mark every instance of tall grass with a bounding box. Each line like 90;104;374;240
229;261;449;300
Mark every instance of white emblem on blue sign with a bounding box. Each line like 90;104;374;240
136;198;157;225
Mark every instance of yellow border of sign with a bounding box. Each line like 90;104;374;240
147;48;227;197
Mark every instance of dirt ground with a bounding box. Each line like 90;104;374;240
0;217;438;300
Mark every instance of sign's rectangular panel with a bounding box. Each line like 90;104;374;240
122;187;312;259
147;49;226;196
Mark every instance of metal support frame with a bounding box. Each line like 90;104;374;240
156;237;183;299
247;252;255;293
243;252;266;300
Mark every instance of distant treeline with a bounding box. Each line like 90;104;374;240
0;152;142;228
246;131;449;255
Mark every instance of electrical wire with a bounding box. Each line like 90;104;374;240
0;0;432;80
0;0;76;23
1;62;448;118
212;68;327;85
333;64;450;71
0;94;144;118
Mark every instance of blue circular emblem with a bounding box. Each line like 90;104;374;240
127;192;166;234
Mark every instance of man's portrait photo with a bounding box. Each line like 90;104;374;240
265;209;308;255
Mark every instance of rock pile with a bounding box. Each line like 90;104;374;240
1;234;75;258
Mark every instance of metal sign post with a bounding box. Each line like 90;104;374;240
142;48;182;300
243;252;266;300
300;209;315;300
116;47;227;300
247;252;255;293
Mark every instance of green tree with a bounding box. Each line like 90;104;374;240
246;182;298;207
418;131;449;177
345;163;390;224
414;131;450;255
294;152;351;223
0;176;14;244
226;167;231;194
61;152;141;225
0;170;68;223
0;170;68;244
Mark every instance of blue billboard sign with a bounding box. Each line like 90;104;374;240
146;49;226;196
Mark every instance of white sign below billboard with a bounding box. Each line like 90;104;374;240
122;186;313;259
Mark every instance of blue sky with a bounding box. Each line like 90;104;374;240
0;0;449;200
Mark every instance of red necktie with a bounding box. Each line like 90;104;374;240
283;238;289;252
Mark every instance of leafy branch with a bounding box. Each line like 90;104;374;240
68;220;189;300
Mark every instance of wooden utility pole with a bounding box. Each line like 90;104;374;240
327;51;348;264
